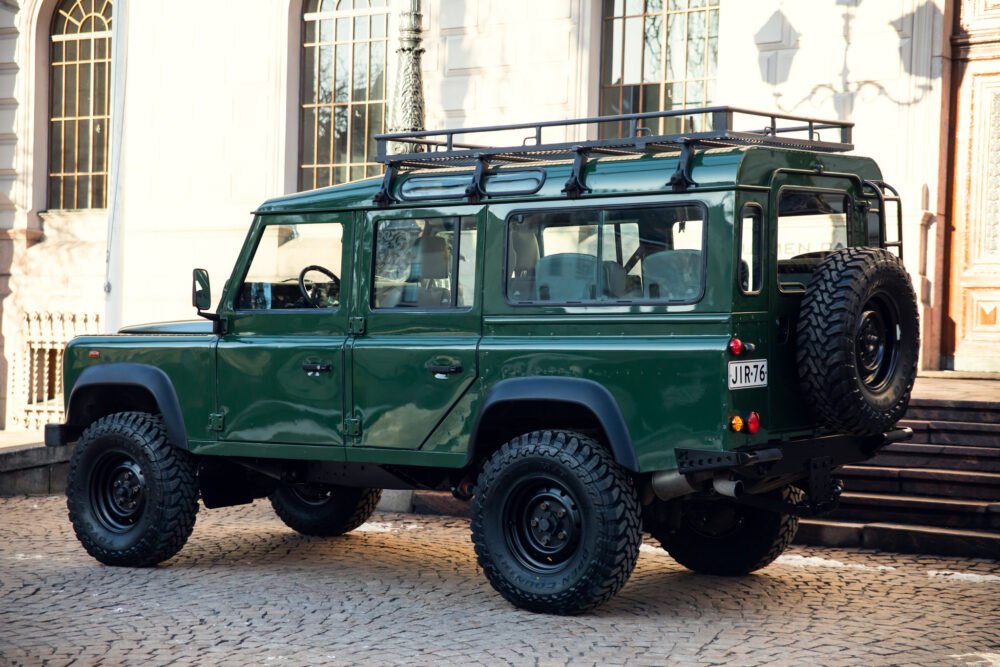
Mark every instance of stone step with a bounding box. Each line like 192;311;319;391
0;442;73;496
839;465;1000;501
860;442;1000;473
796;519;1000;559
829;492;1000;531
898;419;1000;447
905;397;1000;424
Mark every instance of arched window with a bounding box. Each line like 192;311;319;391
299;0;388;191
48;0;113;210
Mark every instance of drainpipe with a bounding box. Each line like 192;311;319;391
103;0;128;333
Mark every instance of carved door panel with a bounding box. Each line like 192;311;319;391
947;2;1000;371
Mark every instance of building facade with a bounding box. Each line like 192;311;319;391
0;0;992;430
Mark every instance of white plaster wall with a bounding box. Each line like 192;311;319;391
716;0;949;367
115;0;296;326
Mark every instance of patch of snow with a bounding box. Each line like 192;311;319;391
776;554;895;572
929;571;1000;584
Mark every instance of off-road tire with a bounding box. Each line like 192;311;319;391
471;430;642;615
66;411;199;567
796;247;919;435
651;486;803;576
270;484;382;537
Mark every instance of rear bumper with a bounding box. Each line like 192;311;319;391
675;427;912;479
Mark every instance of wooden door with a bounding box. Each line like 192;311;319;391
947;1;1000;371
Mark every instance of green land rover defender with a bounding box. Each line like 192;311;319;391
48;107;919;614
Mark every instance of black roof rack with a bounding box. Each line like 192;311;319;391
374;106;854;170
371;106;854;205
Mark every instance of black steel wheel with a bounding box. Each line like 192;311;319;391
649;486;803;576
66;412;199;567
270;484;381;536
471;430;641;615
797;247;919;435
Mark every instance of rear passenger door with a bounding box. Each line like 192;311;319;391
349;207;484;450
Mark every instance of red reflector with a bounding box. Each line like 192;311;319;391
728;338;744;356
746;411;761;434
88;350;100;359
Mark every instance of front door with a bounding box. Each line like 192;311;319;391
350;207;484;449
946;5;1000;371
216;215;351;446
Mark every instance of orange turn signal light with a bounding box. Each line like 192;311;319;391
730;415;744;432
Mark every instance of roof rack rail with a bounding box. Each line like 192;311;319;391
374;106;854;171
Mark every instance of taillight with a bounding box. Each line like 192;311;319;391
728;338;744;356
746;411;761;434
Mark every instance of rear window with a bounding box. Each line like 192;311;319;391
506;205;706;305
777;190;850;291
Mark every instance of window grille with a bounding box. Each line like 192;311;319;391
599;0;719;137
299;0;389;190
48;0;113;209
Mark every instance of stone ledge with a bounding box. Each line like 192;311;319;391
0;442;73;496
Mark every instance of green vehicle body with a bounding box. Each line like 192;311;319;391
51;145;897;493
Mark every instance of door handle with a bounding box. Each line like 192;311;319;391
428;363;462;377
302;362;332;374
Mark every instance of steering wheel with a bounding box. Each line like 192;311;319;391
298;265;340;308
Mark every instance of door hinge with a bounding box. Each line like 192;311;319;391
349;316;366;335
209;412;225;432
344;418;362;437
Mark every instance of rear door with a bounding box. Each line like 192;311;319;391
768;176;863;432
349;207;484;449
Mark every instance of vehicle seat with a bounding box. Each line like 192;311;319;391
602;261;628;299
414;233;451;307
508;226;539;300
643;250;702;301
534;253;598;302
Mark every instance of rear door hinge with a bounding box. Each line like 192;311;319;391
344;418;362;437
349;316;366;335
208;412;225;432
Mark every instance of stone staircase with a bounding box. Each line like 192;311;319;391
797;391;1000;558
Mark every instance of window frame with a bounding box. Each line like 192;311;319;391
502;201;710;308
232;220;347;314
369;214;479;312
298;0;390;191
774;186;854;295
47;0;114;210
737;203;764;296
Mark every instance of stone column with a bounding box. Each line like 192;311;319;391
389;0;425;156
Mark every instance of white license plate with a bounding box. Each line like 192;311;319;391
728;359;768;390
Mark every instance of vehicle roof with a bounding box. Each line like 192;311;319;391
256;145;884;215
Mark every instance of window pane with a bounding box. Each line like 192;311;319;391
237;223;345;310
334;44;349;103
353;42;368;101
369;41;385;100
507;206;706;304
739;206;762;293
303;45;317;103
301;107;317;164
373;219;457;309
623;17;642;84
317;105;332;164
350;104;366;163
642;15;662;83
333;106;348;164
777;191;850;290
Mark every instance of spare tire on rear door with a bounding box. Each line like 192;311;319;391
796;247;919;436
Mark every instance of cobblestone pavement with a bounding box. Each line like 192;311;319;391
1;496;998;667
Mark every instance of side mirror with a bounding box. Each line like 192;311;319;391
192;268;212;312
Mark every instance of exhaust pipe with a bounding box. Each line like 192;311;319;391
712;474;744;498
651;470;700;501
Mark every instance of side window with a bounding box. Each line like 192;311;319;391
777;190;849;291
236;222;343;310
372;216;478;309
739;205;763;294
506;205;706;304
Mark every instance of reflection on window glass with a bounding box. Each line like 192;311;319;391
740;205;762;294
507;205;706;304
777;191;849;290
372;216;478;309
237;223;343;310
